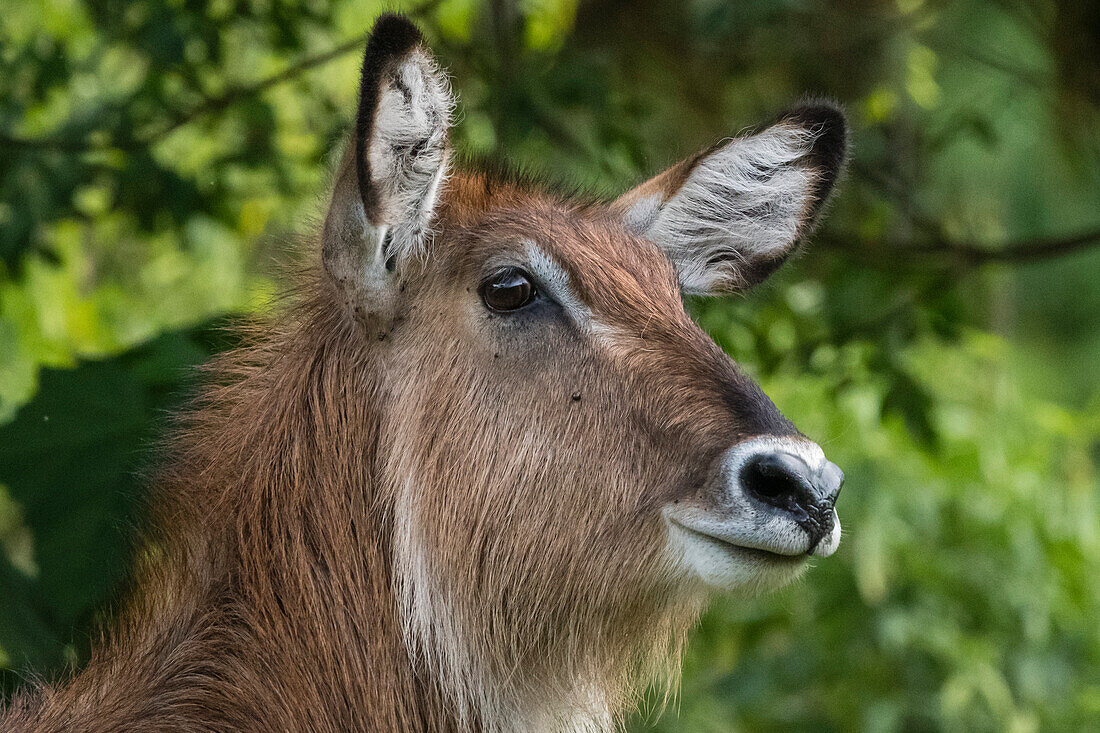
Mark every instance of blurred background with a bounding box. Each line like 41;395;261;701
1;0;1098;729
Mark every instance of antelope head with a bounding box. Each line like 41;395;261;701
321;14;847;730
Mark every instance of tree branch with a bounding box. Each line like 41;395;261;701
141;35;371;148
905;227;1100;264
1;38;367;153
822;225;1100;269
1;0;444;154
846;162;1100;265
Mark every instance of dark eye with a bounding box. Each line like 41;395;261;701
480;268;536;312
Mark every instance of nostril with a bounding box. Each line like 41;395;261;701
738;448;840;553
740;452;814;516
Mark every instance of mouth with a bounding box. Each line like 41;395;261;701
665;437;843;590
662;502;842;590
667;518;808;564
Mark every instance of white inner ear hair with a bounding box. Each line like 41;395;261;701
368;49;454;264
639;124;818;294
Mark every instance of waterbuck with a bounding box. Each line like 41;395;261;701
3;14;847;732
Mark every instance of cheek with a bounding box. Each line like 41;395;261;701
385;331;678;592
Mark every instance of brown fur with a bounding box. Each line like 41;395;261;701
3;281;453;731
1;172;801;731
3;15;845;729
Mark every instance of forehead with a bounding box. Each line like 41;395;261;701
439;172;683;322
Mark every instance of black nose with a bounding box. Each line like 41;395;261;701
740;451;844;549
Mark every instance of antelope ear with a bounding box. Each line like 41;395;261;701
322;14;452;326
612;104;847;294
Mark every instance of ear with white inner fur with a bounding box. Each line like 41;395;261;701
322;14;452;330
612;105;847;294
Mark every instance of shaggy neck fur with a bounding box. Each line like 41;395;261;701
0;279;691;732
2;286;442;731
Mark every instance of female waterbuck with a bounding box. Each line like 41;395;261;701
3;14;847;732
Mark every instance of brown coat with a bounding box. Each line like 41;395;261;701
2;13;847;732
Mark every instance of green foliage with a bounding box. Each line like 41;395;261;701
652;292;1100;731
1;0;1098;729
0;324;227;691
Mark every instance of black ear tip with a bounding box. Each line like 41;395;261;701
356;13;430;219
775;101;848;216
361;14;425;82
360;14;426;90
369;13;424;50
781;101;848;172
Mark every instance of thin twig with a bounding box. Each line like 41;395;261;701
142;35;370;148
906;228;1100;264
1;0;444;154
823;225;1100;268
848;162;1100;265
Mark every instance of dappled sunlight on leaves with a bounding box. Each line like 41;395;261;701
1;0;1097;728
